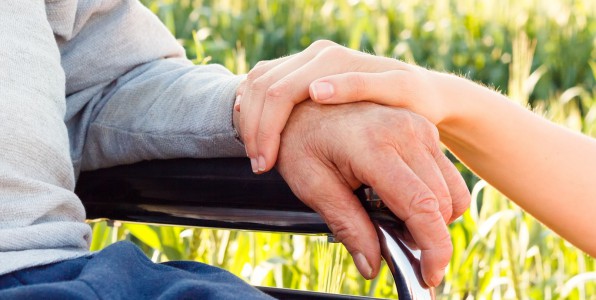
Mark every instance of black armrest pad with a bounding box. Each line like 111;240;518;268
76;158;306;211
76;158;337;233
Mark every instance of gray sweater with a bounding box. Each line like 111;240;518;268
0;0;244;275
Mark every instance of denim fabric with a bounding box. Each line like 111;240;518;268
0;241;274;300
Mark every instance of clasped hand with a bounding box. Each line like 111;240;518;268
235;41;470;287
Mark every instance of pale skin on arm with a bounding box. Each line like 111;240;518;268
311;68;596;257
437;74;596;255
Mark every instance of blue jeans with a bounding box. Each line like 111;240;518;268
0;241;273;299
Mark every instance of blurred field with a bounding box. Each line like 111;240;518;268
90;0;596;298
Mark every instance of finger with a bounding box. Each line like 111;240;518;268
316;188;381;280
280;157;381;279
309;70;411;106
240;56;295;171
253;49;380;172
310;69;447;125
242;49;332;172
401;144;453;223
240;56;290;127
357;149;452;287
434;151;471;223
250;56;293;78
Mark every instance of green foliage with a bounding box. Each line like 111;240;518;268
91;0;596;298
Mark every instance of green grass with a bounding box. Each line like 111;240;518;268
90;0;596;298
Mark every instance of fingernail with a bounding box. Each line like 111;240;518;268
311;81;334;101
353;252;373;279
234;95;241;112
250;157;258;173
430;268;445;287
257;155;266;172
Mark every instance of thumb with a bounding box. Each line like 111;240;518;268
309;71;407;106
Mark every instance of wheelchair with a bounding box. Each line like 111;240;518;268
76;158;435;300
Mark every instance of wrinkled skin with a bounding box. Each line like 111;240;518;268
275;101;470;287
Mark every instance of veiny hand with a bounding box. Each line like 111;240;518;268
275;100;470;287
238;40;429;174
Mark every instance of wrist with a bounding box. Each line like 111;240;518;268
432;71;512;145
429;70;472;130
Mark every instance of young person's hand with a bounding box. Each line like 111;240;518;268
237;40;441;174
308;67;454;126
275;100;470;287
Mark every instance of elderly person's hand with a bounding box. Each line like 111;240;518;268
274;100;470;287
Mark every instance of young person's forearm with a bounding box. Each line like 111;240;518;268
434;72;596;255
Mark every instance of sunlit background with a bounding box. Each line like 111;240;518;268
90;0;596;298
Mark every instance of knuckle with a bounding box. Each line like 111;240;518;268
399;111;439;145
246;68;263;83
266;80;289;99
387;111;418;138
361;126;387;148
407;194;440;220
265;87;280;99
319;45;350;60
421;127;441;154
392;109;416;127
326;217;358;246
429;124;440;141
309;39;338;51
438;190;453;206
254;60;269;68
359;129;397;162
414;114;439;138
249;78;268;94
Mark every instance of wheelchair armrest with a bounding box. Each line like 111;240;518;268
76;158;434;300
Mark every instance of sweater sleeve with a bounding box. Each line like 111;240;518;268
0;0;91;275
81;59;246;171
47;0;245;173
